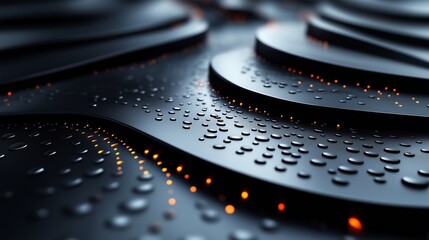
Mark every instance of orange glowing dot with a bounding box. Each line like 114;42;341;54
7;91;12;96
278;203;285;212
144;149;149;154
162;167;167;172
348;217;363;231
168;198;176;206
184;174;190;179
143;170;149;175
225;205;235;214
176;166;183;172
166;180;173;185
153;154;159;160
241;191;249;200
190;186;197;192
97;150;104;154
206;178;212;185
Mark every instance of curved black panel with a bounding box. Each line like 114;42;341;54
307;16;429;68
256;23;429;90
0;21;208;86
210;48;429;120
0;1;189;52
334;0;429;22
318;3;429;47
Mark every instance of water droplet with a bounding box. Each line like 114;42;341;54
401;177;429;189
1;133;15;139
204;134;217;139
418;170;429;177
93;158;105;164
32;208;49;220
364;151;378;157
44;150;56;156
278;144;291;149
367;169;384;176
134;183;154;194
275;165;286;172
77;149;88;154
121;198;148;213
65;202;93;216
230;229;256;240
332;177;348;186
201;209;219;222
384;148;400;154
291;141;304;147
255;136;269;142
84;167;104;177
261;218;278;231
380;157;400;164
33;186;55;196
322;152;337;159
298;171;311;178
107;215;131;229
8;142;27;151
347;158;364;165
62;177;83;188
281;158;297;165
213;144;225;149
70;156;83;163
384;165;399;172
240;146;253;152
181;235;206;240
338;166;358;174
404;152;415;157
310;158;326;166
138;173;153;181
346;147;359;153
27;166;45;176
58;168;71;175
254;159;266;165
228;136;243;141
374;177;386;184
103;181;120;192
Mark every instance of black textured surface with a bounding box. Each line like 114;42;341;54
1;0;429;239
